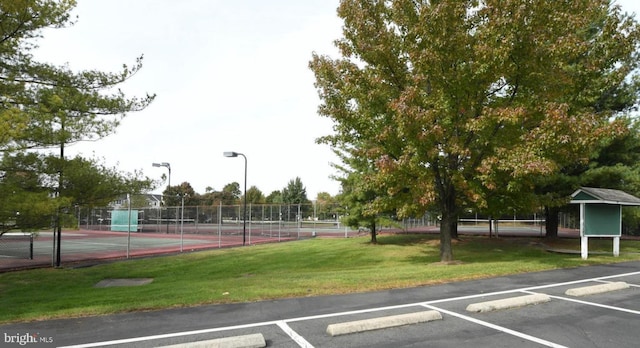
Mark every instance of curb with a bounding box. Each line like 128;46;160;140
565;282;630;297
466;293;551;313
326;310;443;337
159;333;266;348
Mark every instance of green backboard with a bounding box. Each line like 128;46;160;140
111;210;138;232
584;204;620;236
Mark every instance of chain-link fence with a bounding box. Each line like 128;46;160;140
77;203;582;236
76;201;448;234
1;196;586;270
77;203;350;236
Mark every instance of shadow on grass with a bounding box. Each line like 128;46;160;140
377;233;635;266
374;233;441;246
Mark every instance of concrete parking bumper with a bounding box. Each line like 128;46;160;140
326;310;443;336
466;293;551;313
565;282;630;297
160;333;266;348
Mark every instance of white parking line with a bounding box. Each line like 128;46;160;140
595;279;640;288
59;270;640;348
423;270;640;306
521;290;640;315
59;321;279;348
420;304;568;348
276;321;314;348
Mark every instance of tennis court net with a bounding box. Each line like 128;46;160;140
0;232;34;259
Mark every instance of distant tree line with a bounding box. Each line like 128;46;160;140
158;177;313;207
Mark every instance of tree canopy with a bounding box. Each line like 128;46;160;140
0;0;155;239
310;0;640;261
246;185;265;204
162;182;198;207
1;0;154;153
0;154;153;233
282;177;310;205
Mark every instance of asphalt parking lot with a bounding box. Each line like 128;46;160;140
1;261;638;348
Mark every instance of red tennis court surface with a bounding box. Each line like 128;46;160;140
0;228;307;271
1;224;580;272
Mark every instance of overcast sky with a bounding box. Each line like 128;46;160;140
32;0;640;199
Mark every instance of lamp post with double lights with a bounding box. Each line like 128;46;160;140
223;151;247;246
152;162;171;233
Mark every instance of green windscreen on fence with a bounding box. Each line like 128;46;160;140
111;210;138;232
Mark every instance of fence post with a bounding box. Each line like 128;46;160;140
297;204;301;239
180;196;184;252
278;204;282;241
127;194;131;258
218;201;222;248
175;206;179;234
269;205;274;239
313;201;317;236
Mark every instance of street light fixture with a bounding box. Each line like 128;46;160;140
152;162;171;188
152;162;171;233
223;151;247;246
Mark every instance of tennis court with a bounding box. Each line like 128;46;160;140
0;221;358;271
0;218;579;272
0;229;302;271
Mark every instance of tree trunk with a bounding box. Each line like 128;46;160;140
451;219;458;240
437;177;457;262
440;212;455;262
545;206;559;239
370;221;377;244
55;135;64;268
439;188;457;261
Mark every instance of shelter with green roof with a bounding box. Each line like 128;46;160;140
570;187;640;259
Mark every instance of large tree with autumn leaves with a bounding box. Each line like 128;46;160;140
310;0;640;262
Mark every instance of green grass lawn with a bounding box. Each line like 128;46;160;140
1;234;639;324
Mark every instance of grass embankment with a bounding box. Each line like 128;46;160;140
1;234;639;324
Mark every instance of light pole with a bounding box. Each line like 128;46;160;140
152;162;171;233
179;193;187;252
223;151;247;246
